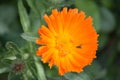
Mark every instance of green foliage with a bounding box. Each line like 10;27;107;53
117;41;120;53
65;72;91;80
100;7;115;33
34;57;47;80
21;33;37;42
85;61;106;79
8;72;23;80
98;33;109;49
18;0;30;32
101;0;113;8
0;63;9;74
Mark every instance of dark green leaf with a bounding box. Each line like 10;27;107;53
117;41;120;53
101;0;113;8
26;0;38;15
18;0;30;32
29;11;41;34
100;7;116;33
98;33;109;49
8;72;23;80
85;61;106;79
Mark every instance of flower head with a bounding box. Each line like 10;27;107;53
11;59;26;74
36;7;98;75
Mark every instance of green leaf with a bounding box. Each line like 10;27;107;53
45;66;59;78
21;33;37;42
85;61;106;79
117;41;120;53
18;0;30;32
0;5;17;25
49;0;64;4
101;0;113;8
64;72;91;80
26;0;40;16
0;63;9;74
5;41;22;59
8;72;23;80
3;53;16;60
98;33;109;49
0;67;9;74
34;56;47;80
75;0;101;32
29;11;41;34
0;22;9;35
100;7;116;33
117;24;120;37
0;59;11;74
5;42;20;52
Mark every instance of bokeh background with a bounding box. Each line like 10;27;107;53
0;0;120;80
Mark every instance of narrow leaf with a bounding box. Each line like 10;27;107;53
100;7;115;33
21;33;37;42
26;0;38;15
34;56;47;80
18;0;30;32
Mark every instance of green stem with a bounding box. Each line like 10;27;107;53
34;56;47;80
28;42;47;80
23;73;28;80
29;42;34;54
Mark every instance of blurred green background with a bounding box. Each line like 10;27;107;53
0;0;120;80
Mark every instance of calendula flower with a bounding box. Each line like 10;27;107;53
36;7;98;75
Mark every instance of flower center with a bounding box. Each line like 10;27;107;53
55;35;72;57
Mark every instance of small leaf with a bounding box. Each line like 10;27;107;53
0;5;17;25
5;42;20;52
45;66;59;78
18;0;30;32
21;33;37;42
8;72;23;80
49;0;64;4
26;0;39;15
117;41;120;53
35;0;46;17
98;33;109;49
117;25;120;37
64;72;91;80
5;41;22;59
100;7;116;33
101;0;113;8
0;22;9;35
85;61;106;79
0;59;11;74
3;54;16;60
0;67;9;74
0;62;10;74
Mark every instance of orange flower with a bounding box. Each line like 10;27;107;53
36;7;99;75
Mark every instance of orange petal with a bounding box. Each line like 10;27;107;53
36;46;48;56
